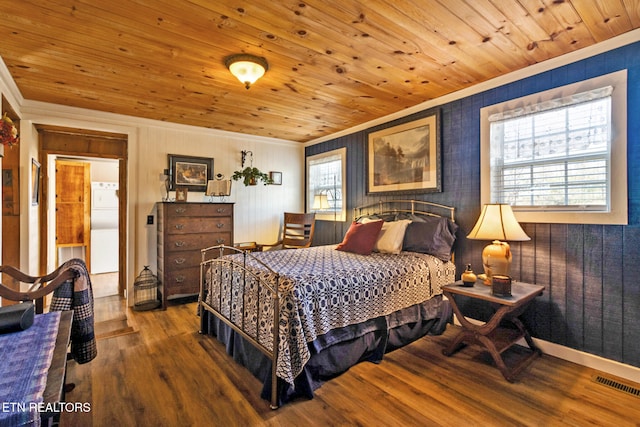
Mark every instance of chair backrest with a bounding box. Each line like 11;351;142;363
281;212;316;249
0;265;75;313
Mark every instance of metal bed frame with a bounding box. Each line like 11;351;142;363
199;200;455;409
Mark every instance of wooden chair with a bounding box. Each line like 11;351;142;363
0;264;76;313
262;212;316;250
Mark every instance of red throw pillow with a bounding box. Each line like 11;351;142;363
336;220;384;255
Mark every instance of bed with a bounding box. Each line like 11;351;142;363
199;200;457;408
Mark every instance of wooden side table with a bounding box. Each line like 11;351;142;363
442;280;545;382
233;241;263;252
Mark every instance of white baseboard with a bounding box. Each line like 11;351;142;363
530;337;640;383
451;316;640;384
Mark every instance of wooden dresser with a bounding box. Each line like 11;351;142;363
157;202;234;308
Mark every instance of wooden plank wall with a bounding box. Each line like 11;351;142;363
306;41;640;369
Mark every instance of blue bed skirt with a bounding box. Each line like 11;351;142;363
202;295;451;406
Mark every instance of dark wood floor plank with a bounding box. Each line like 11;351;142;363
61;298;640;426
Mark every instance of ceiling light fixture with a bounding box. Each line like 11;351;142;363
224;54;269;89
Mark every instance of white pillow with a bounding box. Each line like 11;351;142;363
374;220;411;254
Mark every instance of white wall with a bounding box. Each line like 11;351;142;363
0;62;303;303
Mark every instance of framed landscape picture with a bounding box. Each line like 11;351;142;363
367;111;441;194
168;154;213;191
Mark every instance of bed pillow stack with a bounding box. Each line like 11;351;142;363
338;215;458;260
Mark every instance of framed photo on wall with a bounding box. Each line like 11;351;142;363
31;159;41;206
269;171;282;185
168;154;214;191
367;111;441;194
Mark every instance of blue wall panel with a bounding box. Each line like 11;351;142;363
306;41;640;368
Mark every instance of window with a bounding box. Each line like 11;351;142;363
306;147;346;221
480;70;627;225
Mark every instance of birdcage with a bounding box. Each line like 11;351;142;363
133;266;160;311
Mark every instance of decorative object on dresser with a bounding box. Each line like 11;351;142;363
167;154;213;192
157;202;233;309
205;173;232;201
466;203;530;283
175;186;188;202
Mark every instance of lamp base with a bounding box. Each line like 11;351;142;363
482;240;512;283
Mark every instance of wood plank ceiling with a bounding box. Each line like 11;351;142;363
0;1;638;143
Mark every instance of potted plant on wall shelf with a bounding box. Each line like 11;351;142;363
232;167;273;186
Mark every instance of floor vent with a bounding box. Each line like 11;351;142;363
592;375;640;397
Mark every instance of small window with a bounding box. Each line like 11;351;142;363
306;147;346;221
480;70;627;225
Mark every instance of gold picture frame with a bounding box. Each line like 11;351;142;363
175;187;188;202
367;111;441;194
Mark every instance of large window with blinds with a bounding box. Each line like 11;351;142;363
306;147;347;221
480;70;628;225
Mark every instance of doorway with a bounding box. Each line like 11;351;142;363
54;157;120;299
37;125;128;309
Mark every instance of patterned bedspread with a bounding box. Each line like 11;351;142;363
204;245;455;385
0;312;60;427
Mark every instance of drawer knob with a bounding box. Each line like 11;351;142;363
175;275;185;283
216;238;225;244
216;223;224;228
174;258;186;264
175;224;185;230
175;207;187;213
174;241;186;247
216;208;226;213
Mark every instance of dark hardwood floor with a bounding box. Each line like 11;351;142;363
61;297;640;426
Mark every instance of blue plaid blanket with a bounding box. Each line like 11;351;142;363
50;258;97;364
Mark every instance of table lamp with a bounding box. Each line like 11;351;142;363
467;204;530;280
312;193;330;211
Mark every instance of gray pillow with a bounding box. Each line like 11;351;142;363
402;217;458;261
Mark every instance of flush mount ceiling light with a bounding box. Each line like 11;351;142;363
224;54;269;89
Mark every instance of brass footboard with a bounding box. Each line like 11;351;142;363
199;245;280;409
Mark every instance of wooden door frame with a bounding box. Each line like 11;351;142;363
37;125;128;296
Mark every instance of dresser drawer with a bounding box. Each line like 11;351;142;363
163;266;200;297
165;232;232;252
166;216;232;235
164;250;202;269
164;203;233;218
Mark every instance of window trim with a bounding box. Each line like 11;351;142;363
306;147;347;222
480;70;628;225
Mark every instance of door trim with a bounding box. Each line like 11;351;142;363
37;125;128;296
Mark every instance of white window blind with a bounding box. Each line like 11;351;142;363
489;87;612;212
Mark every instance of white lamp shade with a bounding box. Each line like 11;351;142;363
312;194;330;210
467;204;530;242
